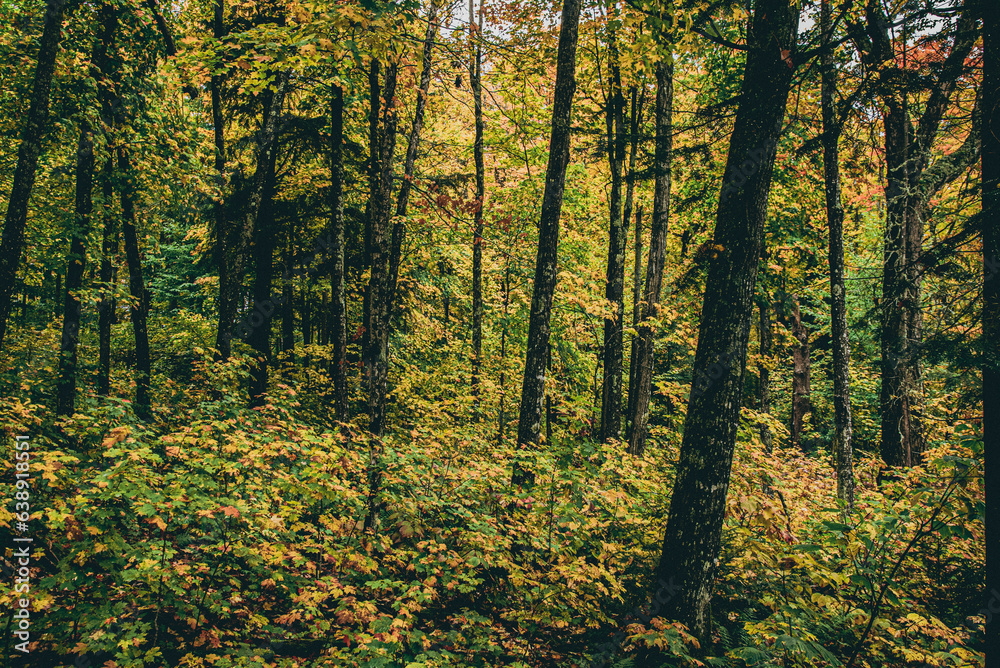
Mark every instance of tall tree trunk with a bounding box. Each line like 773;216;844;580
981;1;999;663
226;72;288;351
57;125;96;416
624;83;645;431
98;158;117;396
789;296;813;450
512;0;581;486
758;294;772;452
0;0;68;352
329;84;349;421
600;37;627;443
863;1;977;467
388;1;439;328
118;147;152;420
470;0;485;399
627;204;643;426
653;0;798;640
822;0;854;508
626;57;672;456
249;151;280;404
281;247;295;356
366;62;400;438
211;0;233;358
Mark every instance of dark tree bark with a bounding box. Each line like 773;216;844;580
365;62;400;438
600;36;627;443
57;125;96;416
512;0;582;485
281;247;295;355
226;70;288;358
626;57;672;456
329;84;349;421
859;1;978;467
117;147;152;420
627;204;643;426
470;0;486;398
97;158;117;397
758;293;772;452
653;0;798;640
249;149;280;404
211;0;232;358
981;1;999;663
0;0;68;352
821;0;854;508
624;83;645;431
789;296;813;450
388;2;439;325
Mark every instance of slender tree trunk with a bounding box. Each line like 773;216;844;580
57;125;95;416
653;0;798;640
627;204;644;425
0;0;68;352
470;0;486;399
627;57;672;456
600;37;627;443
366;62;400;438
981;2;999;664
822;0;854;508
758;294;772;452
302;282;312;346
498;263;510;443
211;0;234;359
281;247;295;355
789;296;813;450
117;147;152;420
329;84;349;421
624;83;645;431
98;158;117;396
512;0;581;486
387;2;439;341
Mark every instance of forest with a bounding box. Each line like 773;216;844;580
0;0;997;663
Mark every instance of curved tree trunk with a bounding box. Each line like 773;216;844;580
653;0;798;639
512;0;581;485
626;57;672;457
0;0;68;352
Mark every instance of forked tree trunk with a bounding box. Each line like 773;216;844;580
600;35;627;443
0;0;68;352
57;125;96;416
821;0;854;508
512;0;581;485
627;57;672;456
654;0;798;639
118;147;152;420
